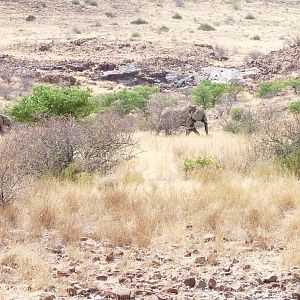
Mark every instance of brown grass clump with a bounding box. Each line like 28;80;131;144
1;131;300;267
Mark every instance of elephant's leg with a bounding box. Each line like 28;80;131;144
191;127;200;135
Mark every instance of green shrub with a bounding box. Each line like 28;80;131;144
289;101;300;114
198;23;215;31
8;85;96;122
98;86;159;115
258;81;285;98
85;0;98;5
72;0;80;4
131;18;148;25
172;13;182;19
26;15;36;22
183;156;216;174
191;80;234;109
245;13;255;19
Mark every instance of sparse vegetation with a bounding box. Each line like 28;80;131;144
105;11;115;18
258;79;300;98
252;35;261;40
244;50;263;63
71;0;80;4
25;15;36;22
159;25;169;33
289;101;300;114
172;12;182;19
198;23;215;31
131;18;148;25
84;0;98;6
245;13;255;19
131;32;140;38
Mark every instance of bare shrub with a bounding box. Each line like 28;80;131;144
0;68;14;83
0;134;29;205
244;50;263;64
0;114;137;205
0;85;13;100
214;45;229;61
284;35;300;47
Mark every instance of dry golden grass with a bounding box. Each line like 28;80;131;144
1;130;300;289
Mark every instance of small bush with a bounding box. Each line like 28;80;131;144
198;23;215;31
183;156;217;177
231;107;245;121
105;12;115;18
131;18;148;25
72;0;80;4
244;50;263;63
8;85;96;122
26;15;36;22
252;35;260;40
73;27;82;34
282;148;300;179
191;81;240;109
172;13;182;19
131;32;140;38
245;13;255;19
159;25;170;33
289;101;300;114
286;78;300;94
98;86;159;115
85;0;98;6
258;81;285;98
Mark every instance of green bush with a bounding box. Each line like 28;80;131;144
105;12;115;18
198;23;215;31
131;18;148;25
131;32;140;38
9;85;96;122
98;86;159;115
183;156;216;174
72;0;80;4
191;80;235;109
289;101;300;114
258;81;285;98
159;25;170;33
85;0;98;6
172;13;182;19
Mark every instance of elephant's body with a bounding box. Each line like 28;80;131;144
157;105;208;135
0;114;12;134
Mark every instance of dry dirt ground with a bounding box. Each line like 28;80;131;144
0;1;300;300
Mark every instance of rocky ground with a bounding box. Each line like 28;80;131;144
1;228;300;300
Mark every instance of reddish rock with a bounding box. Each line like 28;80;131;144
184;277;196;288
96;273;108;281
195;256;206;265
106;252;114;263
166;287;178;294
208;278;217;289
57;269;70;277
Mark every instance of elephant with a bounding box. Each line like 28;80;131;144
0;114;12;134
157;105;208;135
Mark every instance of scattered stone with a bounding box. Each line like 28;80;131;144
67;287;76;296
57;269;70;277
208;278;217;289
184;277;196;288
166;287;178;294
263;274;278;283
197;279;207;290
203;233;216;242
106;252;114;262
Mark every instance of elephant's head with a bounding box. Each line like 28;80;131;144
190;107;208;135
